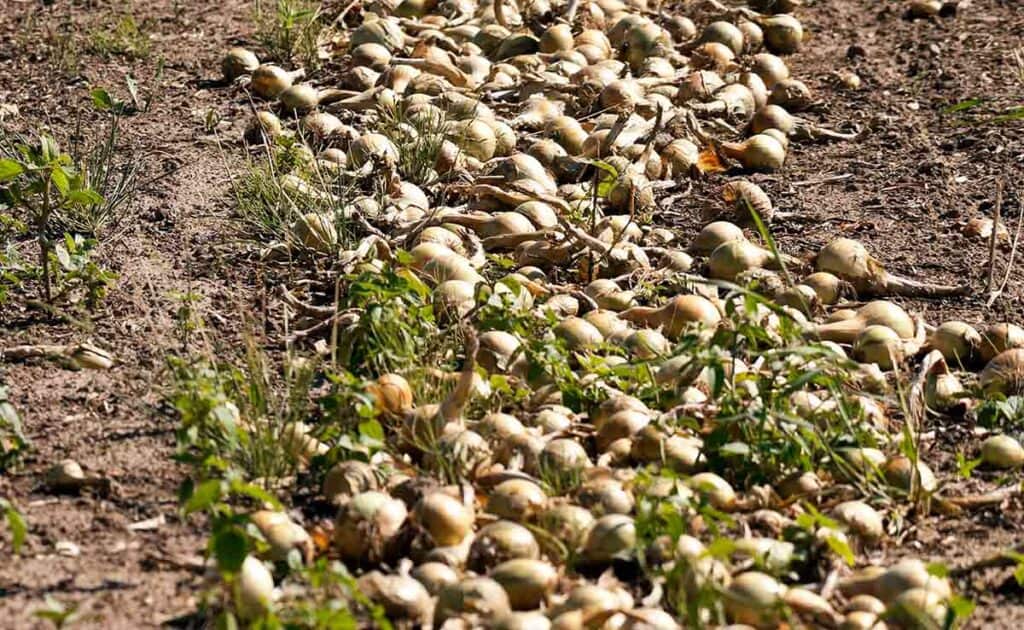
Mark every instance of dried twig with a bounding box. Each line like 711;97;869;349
988;184;1023;307
791;173;854;187
985;179;1004;295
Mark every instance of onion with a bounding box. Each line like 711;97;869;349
929;320;981;365
554;317;605;350
469;520;540;571
661;138;700;177
980;434;1024;469
698;21;744;55
686;472;736;510
582;514;636;564
450;119;498;161
350;18;405;51
235;556;275;619
769;78;814;111
873;559;952;602
691;221;745;255
612;608;681;629
491;558;558;609
495;611;553;630
533;407;572;433
477;331;526;376
817;238;964;298
334;491;408;560
278;84;320;112
539;504;595;550
760;14;803;54
222;47;259;81
251;64;304;99
979;323;1024;363
722;180;772;223
750;0;802;12
882;455;938;493
813;301;914;343
853;325;904;370
348;133;400;169
927;370;966;412
980;349;1024;396
547;116;588;155
888;588;948;627
719;133;786;171
624;328;670;360
435;577;512;624
802;271;848;305
352;43;392;70
908;0;943;18
846;594;887;615
244;111;283;144
412;561;459;595
831;500;883;542
578;476;634;515
738;19;764;53
368;373;414;416
251;510;312;563
665;15;697;41
323;460;378;504
487;479;547;521
540;23;574;53
584;310;631;339
751;53;790;88
777;471;822;499
540;438;591;473
434;280;476;320
357;571;432;623
677;70;725;102
708;238;789;280
724;571;785;626
417;492;474;546
70;344;114;370
619;294;721;339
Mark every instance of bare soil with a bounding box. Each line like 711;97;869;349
0;0;1021;628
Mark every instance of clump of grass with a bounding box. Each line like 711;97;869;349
88;15;152;60
336;268;440;377
232;137;352;250
54;91;141;240
42;16;81;76
0;386;28;472
376;102;450;186
169;340;319;486
254;0;326;69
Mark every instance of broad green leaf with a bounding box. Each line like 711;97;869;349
825;533;855;567
1;500;27;553
66;189;104;206
213;527;247;573
229;480;282;509
50;167;70;196
358;419;384;441
0;159;23;182
91;88;115;111
184;478;223;514
947;595;976;621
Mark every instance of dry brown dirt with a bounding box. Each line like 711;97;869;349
0;0;1021;628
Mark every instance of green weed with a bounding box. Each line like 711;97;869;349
87;15;152;60
254;0;326;70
